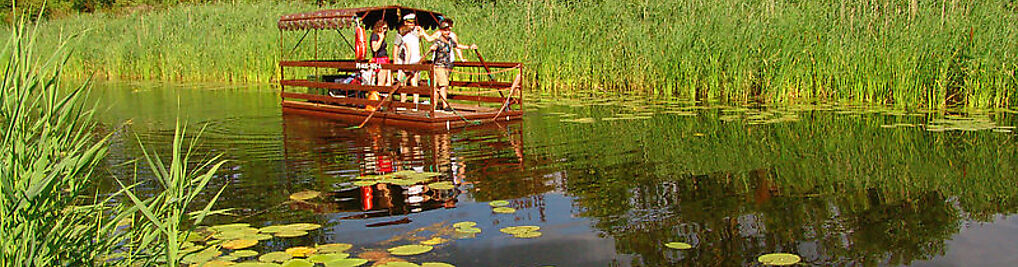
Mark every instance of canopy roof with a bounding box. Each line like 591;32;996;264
278;6;445;31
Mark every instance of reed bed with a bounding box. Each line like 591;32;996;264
1;19;226;266
24;0;1018;108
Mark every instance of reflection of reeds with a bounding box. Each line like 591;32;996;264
27;0;1018;107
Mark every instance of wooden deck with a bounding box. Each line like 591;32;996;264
278;60;524;130
281;100;523;129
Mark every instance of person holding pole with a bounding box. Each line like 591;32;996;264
427;20;477;112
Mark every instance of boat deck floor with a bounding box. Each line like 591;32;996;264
281;100;522;129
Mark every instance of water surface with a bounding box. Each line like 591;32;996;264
92;82;1018;266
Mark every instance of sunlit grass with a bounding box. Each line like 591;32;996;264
24;0;1018;108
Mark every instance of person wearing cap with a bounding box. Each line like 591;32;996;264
427;20;478;112
395;13;425;110
422;18;465;62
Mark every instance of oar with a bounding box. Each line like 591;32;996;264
348;85;402;129
473;49;505;98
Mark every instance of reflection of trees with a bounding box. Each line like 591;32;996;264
539;108;1018;266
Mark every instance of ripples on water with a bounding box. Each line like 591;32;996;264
91;82;1018;266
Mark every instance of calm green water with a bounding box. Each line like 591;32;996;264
92;82;1018;266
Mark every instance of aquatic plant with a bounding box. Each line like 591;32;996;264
26;0;1018;108
0;17;228;266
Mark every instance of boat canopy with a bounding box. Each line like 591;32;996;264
278;5;446;31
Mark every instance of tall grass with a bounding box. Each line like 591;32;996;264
0;18;227;266
26;0;1018;108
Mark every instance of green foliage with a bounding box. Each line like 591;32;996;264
0;18;228;266
24;0;1018;108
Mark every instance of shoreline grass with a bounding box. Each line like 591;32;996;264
22;0;1018;108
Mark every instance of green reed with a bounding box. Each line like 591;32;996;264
24;0;1018;108
0;18;226;266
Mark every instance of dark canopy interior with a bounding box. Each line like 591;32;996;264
278;5;445;31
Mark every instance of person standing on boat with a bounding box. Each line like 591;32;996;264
370;21;392;87
396;13;424;109
422;18;466;62
427;20;477;112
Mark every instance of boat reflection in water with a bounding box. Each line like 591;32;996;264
280;113;525;225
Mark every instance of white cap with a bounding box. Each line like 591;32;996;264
402;13;416;21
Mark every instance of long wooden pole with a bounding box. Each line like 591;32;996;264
474;49;504;98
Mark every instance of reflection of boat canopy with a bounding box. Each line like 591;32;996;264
277;6;525;130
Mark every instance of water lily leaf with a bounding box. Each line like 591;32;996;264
454;227;481;234
421;262;455;267
211;223;252;232
289;190;322;201
182;246;223;265
356;251;389;261
239;234;274;241
258;225;289;233
757;253;801;266
316;243;353;253
324;258;369;267
427;182;455;190
222;239;258;250
274;230;308;238
217;255;239;261
353;180;377;187
213;228;260;240
233;262;280;267
492;207;516;214
419;237;448;246
387;244;433;256
281;259;314;267
499;226;539;234
664;242;692;250
258;251;293;263
488;200;510;207
202;260;236;267
308;253;350;263
285;246;317;257
284;223;322;231
232;250;259;257
452;221;476;228
512;231;542;238
377;262;419;267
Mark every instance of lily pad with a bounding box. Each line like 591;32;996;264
308;253;350;263
289;190;322;201
222;239;258;250
664;242;692;250
211;223;253;232
274;230;308;238
512;231;543;239
316;243;353;253
455;227;481;234
323;258;368;267
281;259;314;267
419;237;448;246
285;247;317;257
387;244;433;256
284;223;322;231
421;263;455;267
452;221;476;228
239;234;274;241
492;207;516;214
213;228;260;240
259;251;293;263
258;225;289;233
377;262;419;267
488;200;510;207
356;250;389;261
499;226;539;234
757;253;801;266
427;182;455;190
232;262;280;267
232;250;259;257
202;260;237;267
182;246;222;265
353;180;377;187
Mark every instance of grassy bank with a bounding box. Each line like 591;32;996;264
25;0;1018;108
